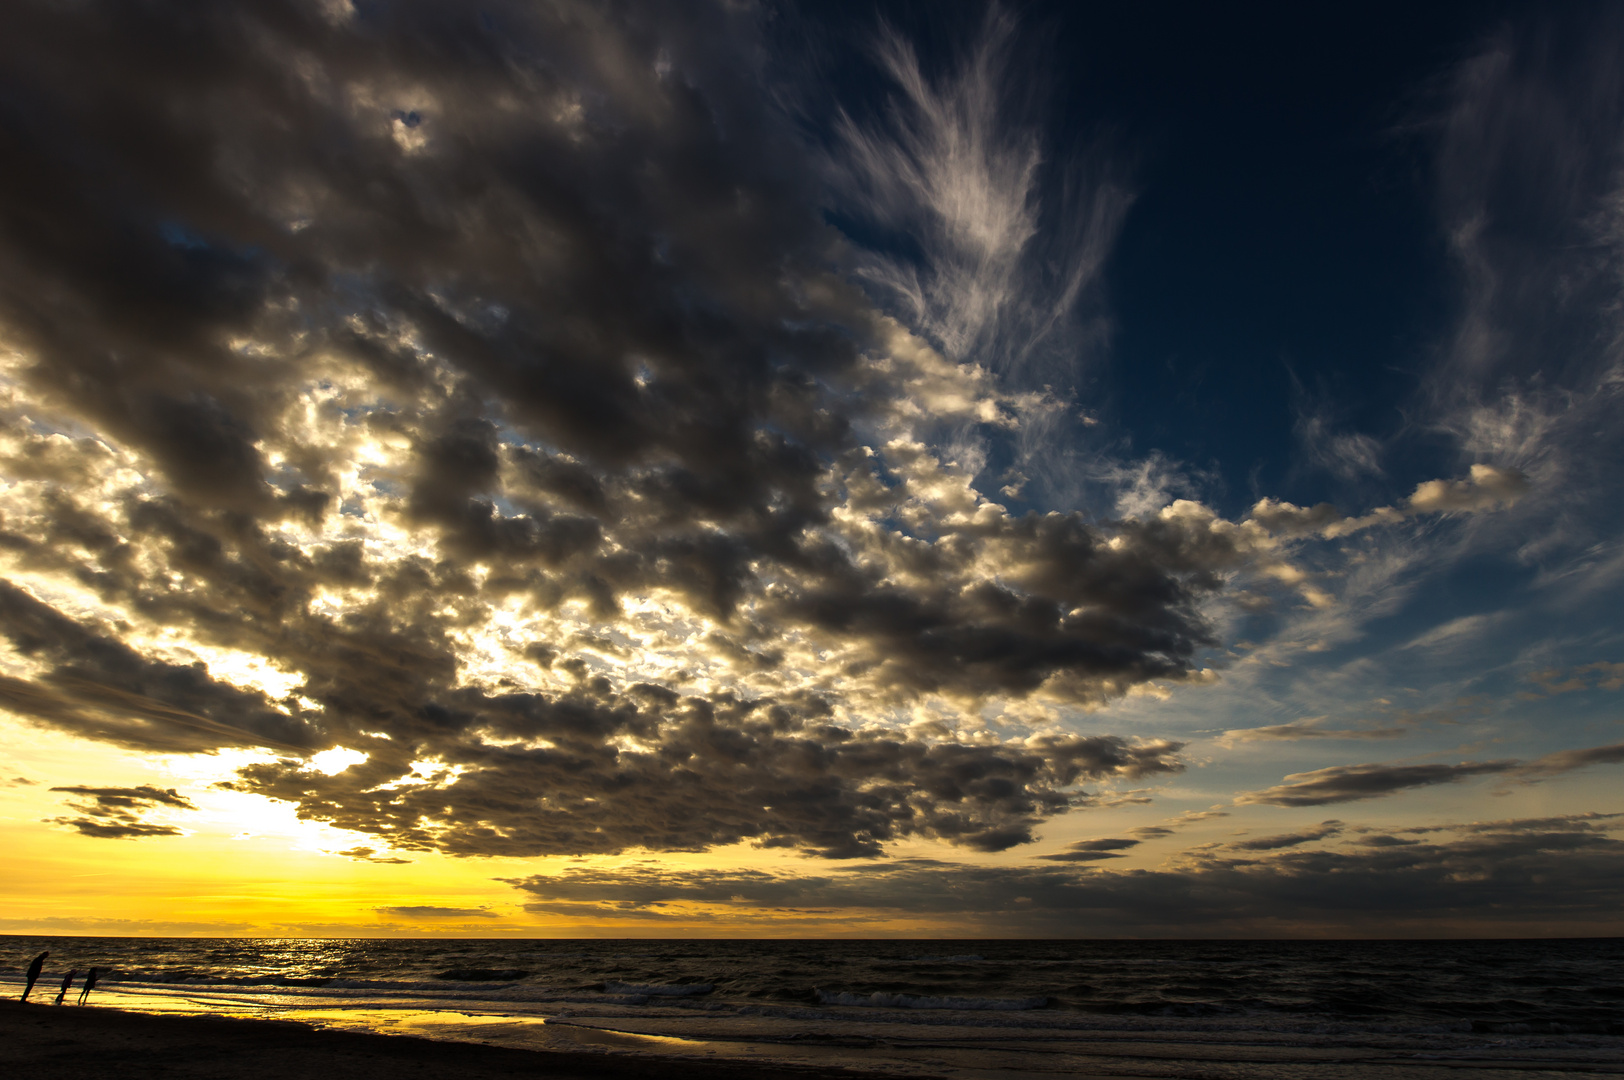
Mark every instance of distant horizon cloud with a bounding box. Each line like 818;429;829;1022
502;812;1624;935
375;905;499;919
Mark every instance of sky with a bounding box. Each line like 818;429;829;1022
0;0;1621;939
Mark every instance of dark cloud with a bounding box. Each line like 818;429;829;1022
1034;836;1140;862
1513;741;1624;778
1355;834;1421;848
507;814;1624;934
0;0;1232;861
1236;742;1624;808
46;783;197;840
50;784;197;810
1454;812;1624;833
0;581;319;753
1235;760;1519;807
228;716;1183;859
375;906;495;919
335;846;411;865
48;817;185;840
1223;821;1342;851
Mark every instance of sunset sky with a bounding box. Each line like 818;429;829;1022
2;0;1622;939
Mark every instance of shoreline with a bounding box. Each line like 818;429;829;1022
0;1000;941;1080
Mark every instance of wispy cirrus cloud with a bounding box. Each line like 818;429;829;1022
1218;720;1410;746
830;5;1128;385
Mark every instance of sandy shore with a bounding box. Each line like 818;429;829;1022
0;1000;936;1080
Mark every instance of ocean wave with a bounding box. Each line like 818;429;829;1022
107;971;344;987
435;968;530;982
603;981;714;996
1471;1019;1624;1036
816;990;1049;1011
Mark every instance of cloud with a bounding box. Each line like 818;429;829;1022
1034;836;1140;862
1123;809;1230;839
1402;613;1505;652
505;813;1624;934
0;0;1563;872
829;5;1127;384
1410;9;1624;599
1293;408;1383;483
0;1;1248;861
1236;740;1624;807
1218;721;1410;746
1245;464;1529;540
0;582;319;753
1512;742;1624;779
335;846;412;865
50;784;196;810
45;782;198;840
1223;821;1342;851
227;724;1184;859
375;906;497;919
0;916;269;936
46;817;185;839
1526;661;1624;695
1406;464;1530;514
1234;761;1518;807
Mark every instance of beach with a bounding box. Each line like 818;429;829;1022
9;997;1624;1080
0;1000;932;1080
5;937;1624;1079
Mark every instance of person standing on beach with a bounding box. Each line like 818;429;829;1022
76;967;100;1005
53;969;75;1005
21;951;48;1002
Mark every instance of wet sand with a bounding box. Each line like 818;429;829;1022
0;1000;941;1080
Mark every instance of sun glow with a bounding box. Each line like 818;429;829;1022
307;747;369;775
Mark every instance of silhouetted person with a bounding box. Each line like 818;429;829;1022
21;951;48;1002
53;969;75;1005
76;967;100;1005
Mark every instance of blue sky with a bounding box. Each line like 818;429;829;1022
0;0;1620;937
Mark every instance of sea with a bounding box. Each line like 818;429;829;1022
4;936;1623;1078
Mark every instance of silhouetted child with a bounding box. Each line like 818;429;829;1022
21;950;48;1002
53;969;75;1005
76;967;100;1005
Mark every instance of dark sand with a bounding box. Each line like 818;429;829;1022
0;1000;937;1080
